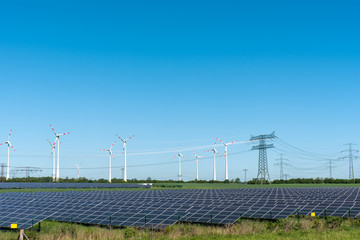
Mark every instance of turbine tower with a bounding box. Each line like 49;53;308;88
101;141;116;183
193;152;204;181
205;140;221;181
0;129;15;180
116;134;134;182
50;124;70;181
172;145;186;181
216;138;238;181
47;139;56;181
74;162;83;179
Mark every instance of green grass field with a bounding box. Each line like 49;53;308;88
1;217;360;240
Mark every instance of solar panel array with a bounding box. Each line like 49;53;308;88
0;182;152;189
0;187;360;229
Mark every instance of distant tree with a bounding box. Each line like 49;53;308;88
234;178;240;183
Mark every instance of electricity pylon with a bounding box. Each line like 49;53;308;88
326;158;335;179
274;154;289;180
339;143;359;181
243;169;248;182
250;132;276;184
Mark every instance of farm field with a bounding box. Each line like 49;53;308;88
1;217;360;240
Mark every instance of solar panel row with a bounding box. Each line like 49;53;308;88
0;182;152;189
0;187;359;230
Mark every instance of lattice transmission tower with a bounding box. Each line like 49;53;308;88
274;154;289;180
250;132;276;184
339;143;359;181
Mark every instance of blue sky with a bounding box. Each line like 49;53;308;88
0;1;359;181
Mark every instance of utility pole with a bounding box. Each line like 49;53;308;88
243;169;248;182
274;154;289;180
250;132;276;184
339;143;359;181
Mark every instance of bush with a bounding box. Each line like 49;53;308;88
124;227;136;238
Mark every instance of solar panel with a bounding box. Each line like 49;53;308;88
0;182;152;189
1;187;360;230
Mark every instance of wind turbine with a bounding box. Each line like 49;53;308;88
101;141;116;183
47;139;56;181
217;138;238;181
50;124;70;181
172;145;186;181
0;129;15;180
74;162;83;179
193;152;204;181
116;134;134;182
205;140;221;181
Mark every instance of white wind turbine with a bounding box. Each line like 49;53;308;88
47;139;56;181
101;141;116;183
116;134;134;182
74;162;83;179
217;138;238;181
50;124;70;181
193;152;204;181
0;129;15;180
205;140;221;181
172;145;186;181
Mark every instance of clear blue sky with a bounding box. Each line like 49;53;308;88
0;1;359;181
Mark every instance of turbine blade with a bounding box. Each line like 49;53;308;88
50;124;57;135
110;141;116;149
126;135;135;141
59;132;70;136
216;138;226;146
8;129;12;140
47;139;53;147
116;134;125;142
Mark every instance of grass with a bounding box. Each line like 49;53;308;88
1;217;360;239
